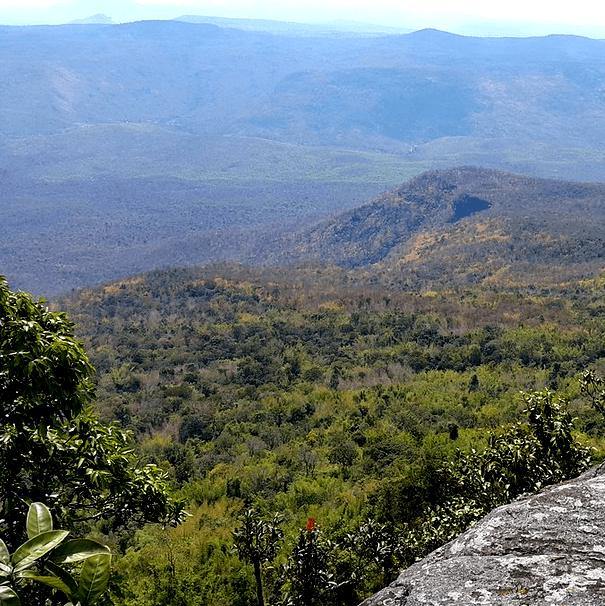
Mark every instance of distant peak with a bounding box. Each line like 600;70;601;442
69;13;114;25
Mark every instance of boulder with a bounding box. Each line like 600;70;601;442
360;464;605;605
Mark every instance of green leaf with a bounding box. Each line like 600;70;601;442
11;530;69;572
74;554;111;606
50;539;110;564
0;541;9;567
0;586;21;606
26;502;53;539
17;571;74;598
43;560;78;597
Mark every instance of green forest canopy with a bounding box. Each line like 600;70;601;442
37;264;605;606
3;263;605;605
0;276;184;552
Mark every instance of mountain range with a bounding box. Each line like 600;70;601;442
3;0;605;38
2;20;605;295
2;22;605;149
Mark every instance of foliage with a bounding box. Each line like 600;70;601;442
0;502;111;606
402;390;592;559
109;504;254;606
332;518;403;603
281;522;336;606
0;277;185;551
580;369;605;417
46;267;605;606
232;509;283;606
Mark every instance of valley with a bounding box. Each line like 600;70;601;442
2;14;605;606
2;21;605;296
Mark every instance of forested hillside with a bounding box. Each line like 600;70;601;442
47;264;605;606
4;18;605;605
245;167;605;288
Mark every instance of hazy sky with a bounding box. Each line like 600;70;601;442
1;0;605;31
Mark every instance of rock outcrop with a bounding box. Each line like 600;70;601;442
360;464;605;605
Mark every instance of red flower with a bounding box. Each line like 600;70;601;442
307;518;315;531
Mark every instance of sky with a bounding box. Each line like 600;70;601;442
1;0;605;34
1;0;598;23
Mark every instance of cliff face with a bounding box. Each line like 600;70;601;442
360;465;605;605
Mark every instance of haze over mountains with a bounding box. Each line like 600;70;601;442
4;0;605;37
1;18;605;296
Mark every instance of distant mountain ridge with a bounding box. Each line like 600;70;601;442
2;0;605;37
246;167;605;287
1;22;605;148
69;13;114;24
175;15;410;36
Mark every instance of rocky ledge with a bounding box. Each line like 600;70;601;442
360;464;605;605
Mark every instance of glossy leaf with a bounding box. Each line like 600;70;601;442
50;539;111;564
12;530;69;572
73;554;111;606
0;540;9;567
17;570;74;598
43;560;78;597
26;502;53;539
0;586;20;606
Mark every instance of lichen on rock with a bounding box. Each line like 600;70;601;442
359;464;605;605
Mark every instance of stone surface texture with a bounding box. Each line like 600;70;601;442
360;464;605;605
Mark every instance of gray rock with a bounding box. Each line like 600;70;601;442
360;464;605;605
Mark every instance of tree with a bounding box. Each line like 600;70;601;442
232;509;283;606
409;389;592;558
327;438;359;478
281;521;335;606
580;369;605;417
335;519;402;603
0;277;185;550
